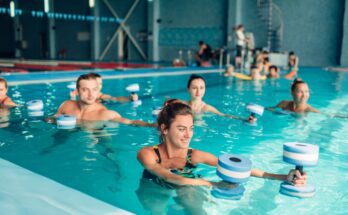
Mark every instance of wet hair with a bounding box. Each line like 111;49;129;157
87;72;101;79
289;51;295;56
269;65;278;72
76;73;98;89
198;41;204;46
157;102;193;142
0;77;8;89
291;78;306;92
262;50;269;55
187;74;205;88
163;98;182;106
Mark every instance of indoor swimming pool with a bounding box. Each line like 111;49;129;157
1;67;348;214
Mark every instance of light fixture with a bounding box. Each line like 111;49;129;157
44;0;49;13
89;0;95;8
10;1;15;17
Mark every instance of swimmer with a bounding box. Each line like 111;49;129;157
267;65;280;78
268;78;348;118
70;72;138;102
49;73;154;127
284;51;299;79
186;74;255;122
0;77;17;107
223;65;234;77
268;78;318;113
137;102;306;188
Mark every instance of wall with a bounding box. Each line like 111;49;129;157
273;0;345;66
18;0;47;59
341;0;348;66
98;0;148;61
54;0;90;60
240;0;268;50
0;0;347;66
158;0;227;62
0;3;14;58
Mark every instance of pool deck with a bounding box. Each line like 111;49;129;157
1;66;223;86
0;158;133;215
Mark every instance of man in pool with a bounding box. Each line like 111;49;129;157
50;73;154;127
70;72;138;102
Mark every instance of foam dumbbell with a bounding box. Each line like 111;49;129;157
57;115;77;129
27;100;44;117
126;84;142;107
280;142;319;198
246;103;264;118
212;154;252;200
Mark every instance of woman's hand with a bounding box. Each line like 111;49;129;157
247;115;257;123
286;169;307;186
130;93;139;101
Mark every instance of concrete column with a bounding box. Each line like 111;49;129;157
147;0;160;61
340;0;348;66
48;0;56;59
91;0;100;61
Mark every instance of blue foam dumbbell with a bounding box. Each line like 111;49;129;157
125;83;142;107
280;142;319;198
27;100;44;117
57;115;77;129
212;154;252;200
246;103;264;118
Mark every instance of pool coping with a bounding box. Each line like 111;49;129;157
0;158;133;215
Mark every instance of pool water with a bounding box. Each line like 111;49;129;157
1;68;348;214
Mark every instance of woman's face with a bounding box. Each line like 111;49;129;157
162;114;194;149
292;83;309;104
188;79;206;100
0;82;8;99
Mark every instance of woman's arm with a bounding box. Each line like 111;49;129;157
267;101;287;112
204;104;248;121
112;115;155;127
251;168;307;185
137;148;213;186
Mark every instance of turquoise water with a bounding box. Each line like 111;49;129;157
1;68;348;214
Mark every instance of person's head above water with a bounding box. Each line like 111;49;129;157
75;73;100;105
157;102;193;146
0;77;8;98
291;78;309;104
187;74;206;100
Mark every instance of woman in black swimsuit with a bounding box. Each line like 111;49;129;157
136;102;306;213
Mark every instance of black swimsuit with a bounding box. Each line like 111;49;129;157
142;145;199;189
